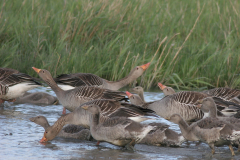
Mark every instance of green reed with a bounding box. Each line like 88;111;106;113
0;0;240;90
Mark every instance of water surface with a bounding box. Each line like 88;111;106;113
0;87;239;159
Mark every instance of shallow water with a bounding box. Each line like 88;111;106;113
0;87;239;160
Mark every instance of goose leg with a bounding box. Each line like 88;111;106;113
228;144;235;156
208;143;215;154
8;98;16;102
96;141;100;146
195;141;202;146
0;99;4;105
130;138;136;147
125;139;136;151
62;107;66;115
236;141;240;152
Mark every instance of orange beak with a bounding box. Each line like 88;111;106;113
158;82;167;90
126;91;133;98
140;62;150;71
32;67;41;74
40;134;48;143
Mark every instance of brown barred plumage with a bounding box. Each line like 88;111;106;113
53;62;150;91
0;68;42;101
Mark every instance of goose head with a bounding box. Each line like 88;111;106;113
196;97;215;114
81;104;101;114
127;62;150;78
40;127;59;143
32;67;55;87
131;86;144;95
29;116;50;130
126;91;144;106
158;83;176;96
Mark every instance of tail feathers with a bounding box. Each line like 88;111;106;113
213;97;240;110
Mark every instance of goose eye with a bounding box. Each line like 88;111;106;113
167;89;169;91
45;131;48;133
136;67;139;70
42;70;45;73
132;97;135;99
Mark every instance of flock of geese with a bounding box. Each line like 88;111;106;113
2;63;240;156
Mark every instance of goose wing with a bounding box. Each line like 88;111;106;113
80;99;157;121
203;87;240;103
0;68;20;95
101;117;132;127
0;68;41;95
54;73;103;87
74;86;127;101
169;91;207;105
196;117;226;129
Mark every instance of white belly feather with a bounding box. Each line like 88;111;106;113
0;82;40;100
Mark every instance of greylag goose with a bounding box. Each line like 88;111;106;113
139;122;185;147
168;114;240;156
197;97;240;126
126;90;204;123
159;84;240;105
81;103;156;151
30;115;184;147
130;86;146;102
158;83;176;96
30;116;91;140
202;87;240;113
53;62;150;91
158;83;240;114
202;87;240;104
197;97;240;151
126;91;148;107
14;92;59;105
36;99;158;142
32;67;128;112
0;68;42;105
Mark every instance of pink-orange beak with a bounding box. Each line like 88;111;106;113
140;62;150;71
158;82;167;90
126;91;133;98
40;134;48;143
32;67;41;74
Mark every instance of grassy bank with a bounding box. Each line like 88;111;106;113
0;0;240;90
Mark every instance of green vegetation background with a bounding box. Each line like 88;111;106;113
1;0;240;90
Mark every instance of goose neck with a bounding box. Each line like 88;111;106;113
177;119;191;138
139;92;145;102
91;113;100;125
51;113;73;135
108;72;137;90
208;105;218;118
44;77;63;94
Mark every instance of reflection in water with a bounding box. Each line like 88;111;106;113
0;87;239;160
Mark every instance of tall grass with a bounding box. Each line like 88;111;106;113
0;0;240;90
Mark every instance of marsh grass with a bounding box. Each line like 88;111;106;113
1;0;240;90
